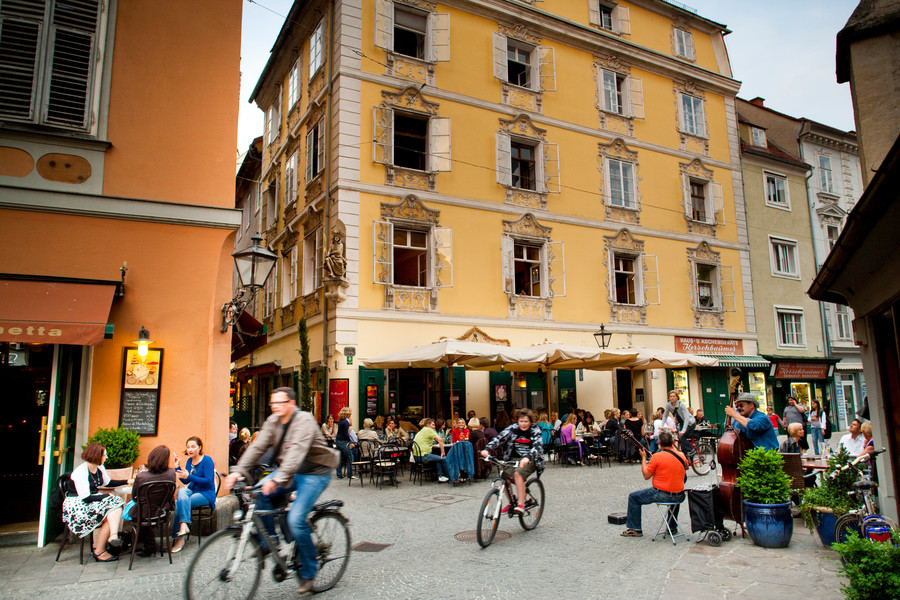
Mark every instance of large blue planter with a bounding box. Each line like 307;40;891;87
743;501;793;548
813;509;838;547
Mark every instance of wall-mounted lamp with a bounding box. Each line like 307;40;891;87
221;234;278;333
132;326;154;357
593;324;612;350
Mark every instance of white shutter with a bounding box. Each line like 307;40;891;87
687;32;696;60
676;94;686;131
607;249;616;301
373;106;393;164
374;0;393;50
317;119;326;176
373;220;393;285
315;228;324;289
629;77;644;119
588;0;601;26
433;226;453;288
720;265;735;312
711;182;725;225
682;174;692;218
306;127;315;182
547;241;565;298
45;19;97;129
538;46;556;92
496;132;512;186
291;246;299;299
429;13;450;62
615;5;631;35
428;116;451;172
492;32;508;82
501;236;514;293
542;142;560;193
642;255;660;306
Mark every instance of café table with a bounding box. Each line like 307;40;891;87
801;457;829;470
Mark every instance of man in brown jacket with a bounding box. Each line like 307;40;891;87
224;387;338;594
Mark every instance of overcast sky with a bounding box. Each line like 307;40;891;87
236;0;859;156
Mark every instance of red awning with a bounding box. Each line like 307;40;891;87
231;310;267;362
0;277;118;346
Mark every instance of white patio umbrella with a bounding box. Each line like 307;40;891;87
360;339;545;370
607;346;719;370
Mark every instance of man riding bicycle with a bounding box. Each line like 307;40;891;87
480;408;544;514
224;387;338;594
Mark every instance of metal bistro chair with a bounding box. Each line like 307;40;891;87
372;444;403;489
191;470;221;545
128;480;177;569
55;473;92;564
350;439;377;487
409;441;436;486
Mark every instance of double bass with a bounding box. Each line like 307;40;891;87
716;368;753;531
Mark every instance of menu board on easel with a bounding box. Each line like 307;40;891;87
118;348;164;436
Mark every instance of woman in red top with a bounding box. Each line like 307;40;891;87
451;418;470;443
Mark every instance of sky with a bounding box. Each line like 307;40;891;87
236;0;859;156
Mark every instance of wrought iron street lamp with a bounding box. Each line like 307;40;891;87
593;324;612;349
220;235;278;332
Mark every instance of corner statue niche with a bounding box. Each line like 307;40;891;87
324;229;350;303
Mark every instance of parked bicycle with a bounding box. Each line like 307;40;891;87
184;479;350;599
832;448;898;563
683;434;716;476
476;455;545;548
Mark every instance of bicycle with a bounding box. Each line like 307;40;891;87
184;479;351;599
683;434;716;476
476;455;545;548
832;449;898;563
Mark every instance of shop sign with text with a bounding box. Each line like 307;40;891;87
675;337;744;355
774;362;830;379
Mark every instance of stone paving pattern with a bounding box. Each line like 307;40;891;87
0;457;847;600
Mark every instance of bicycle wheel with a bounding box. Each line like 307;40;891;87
690;445;712;476
184;528;262;600
834;512;864;546
476;487;502;548
518;478;545;531
699;441;717;470
310;512;351;593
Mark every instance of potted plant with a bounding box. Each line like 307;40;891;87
832;530;900;600
799;447;857;547
84;426;141;478
736;447;793;548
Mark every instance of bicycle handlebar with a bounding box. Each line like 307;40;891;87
828;448;885;479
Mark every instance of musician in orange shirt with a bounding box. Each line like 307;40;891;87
621;431;688;537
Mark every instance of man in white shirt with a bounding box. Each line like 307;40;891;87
839;419;866;457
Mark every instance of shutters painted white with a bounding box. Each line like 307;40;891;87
306;125;316;182
433;227;453;288
373;220;394;284
542;142;560;193
373;106;393;164
501;236;514;293
281;255;292;307
374;0;393;50
547;240;565;297
614;5;630;35
676;93;686;132
642;255;660;305
682;174;692;218
711;182;725;225
720;265;735;312
588;1;601;26
317;118;326;176
492;32;508;81
429;13;450;62
496;132;512;186
427;116;451;172
628;77;644;119
314;228;324;289
537;46;556;92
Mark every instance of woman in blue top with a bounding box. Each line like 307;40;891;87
171;436;216;552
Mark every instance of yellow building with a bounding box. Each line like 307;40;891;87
233;0;759;428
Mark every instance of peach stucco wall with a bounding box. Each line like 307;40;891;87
0;209;236;472
102;0;242;207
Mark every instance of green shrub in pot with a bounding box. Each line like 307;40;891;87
84;426;140;469
736;447;792;504
832;530;900;600
799;447;856;534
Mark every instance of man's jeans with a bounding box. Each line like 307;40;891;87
256;471;332;581
625;487;685;532
419;453;449;478
173;487;210;538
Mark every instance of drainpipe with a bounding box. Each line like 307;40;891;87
322;0;335;406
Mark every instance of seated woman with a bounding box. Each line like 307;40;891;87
623;410;645;463
229;428;250;466
171;436;216;553
560;413;584;465
450;418;470;443
125;445;177;557
321;414;337;446
383;416;409;444
537;412;553;447
780;422;805;454
468;417;486;448
62;442;132;562
481;417;498;441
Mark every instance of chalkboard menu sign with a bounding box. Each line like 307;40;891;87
120;390;159;435
119;347;164;436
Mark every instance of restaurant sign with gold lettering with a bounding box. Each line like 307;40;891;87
774;362;830;379
674;337;744;356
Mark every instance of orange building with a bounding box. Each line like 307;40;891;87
0;0;242;545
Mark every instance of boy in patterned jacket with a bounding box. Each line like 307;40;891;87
481;408;544;514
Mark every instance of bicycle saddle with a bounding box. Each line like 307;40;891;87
313;499;343;511
852;480;878;491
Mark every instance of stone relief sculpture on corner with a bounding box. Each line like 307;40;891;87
324;227;350;303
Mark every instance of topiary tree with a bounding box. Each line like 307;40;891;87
84;426;140;469
297;317;314;413
736;447;792;504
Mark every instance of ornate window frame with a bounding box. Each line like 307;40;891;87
686;241;734;329
495;114;560;209
598;138;641;225
603;229;659;325
592;55;644;136
374;0;450;86
492;24;555;113
673;80;709;155
679;158;723;236
501;213;564;320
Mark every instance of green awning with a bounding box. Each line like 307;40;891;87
700;355;770;368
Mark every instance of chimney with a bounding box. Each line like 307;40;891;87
749;97;765;108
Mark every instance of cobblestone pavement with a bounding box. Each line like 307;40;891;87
0;457;847;600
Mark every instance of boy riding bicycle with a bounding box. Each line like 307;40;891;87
481;408;544;514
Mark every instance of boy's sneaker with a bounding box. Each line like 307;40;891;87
513;504;525;515
297;578;314;594
438;476;449;482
